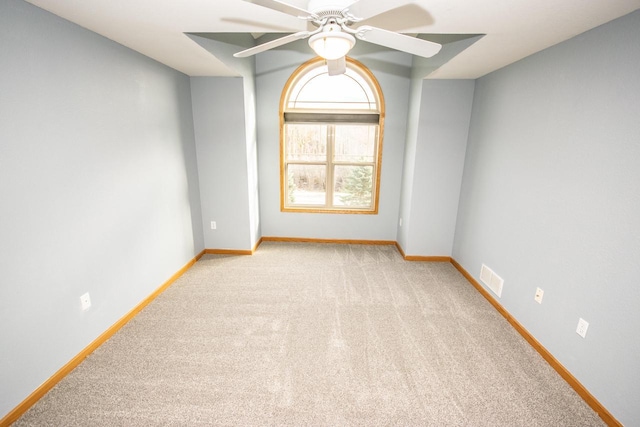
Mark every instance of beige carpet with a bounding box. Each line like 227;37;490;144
15;242;604;426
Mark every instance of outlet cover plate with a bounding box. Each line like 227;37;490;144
576;318;589;338
80;292;91;311
534;287;544;304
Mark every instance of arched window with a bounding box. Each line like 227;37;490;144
280;57;384;213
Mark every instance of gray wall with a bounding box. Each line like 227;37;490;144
191;77;254;250
187;34;262;250
255;42;411;240
399;79;474;256
397;75;423;251
453;11;640;425
243;73;262;250
0;0;203;418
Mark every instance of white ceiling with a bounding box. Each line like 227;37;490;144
25;0;640;79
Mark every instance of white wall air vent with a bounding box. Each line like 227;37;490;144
480;264;492;285
480;264;504;298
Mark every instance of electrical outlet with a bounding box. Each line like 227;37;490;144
576;318;589;338
80;292;91;311
534;287;544;304
211;221;216;230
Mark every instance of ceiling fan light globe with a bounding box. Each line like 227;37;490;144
308;31;355;60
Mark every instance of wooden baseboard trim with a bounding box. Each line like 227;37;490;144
260;236;397;246
450;258;621;427
203;238;263;257
404;255;452;262
394;242;451;262
204;248;253;256
253;237;263;253
0;251;205;427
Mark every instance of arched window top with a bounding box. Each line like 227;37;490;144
284;58;382;112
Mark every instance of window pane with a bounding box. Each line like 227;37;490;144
334;125;377;163
287;164;326;206
333;165;373;208
288;69;377;111
285;124;327;162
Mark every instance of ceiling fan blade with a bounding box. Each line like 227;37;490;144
233;31;310;57
343;0;408;21
355;26;442;58
242;0;314;19
327;57;346;76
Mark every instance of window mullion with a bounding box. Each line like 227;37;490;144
326;124;335;207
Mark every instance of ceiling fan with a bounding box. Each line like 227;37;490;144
233;0;442;75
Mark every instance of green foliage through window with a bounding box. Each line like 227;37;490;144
340;166;373;206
